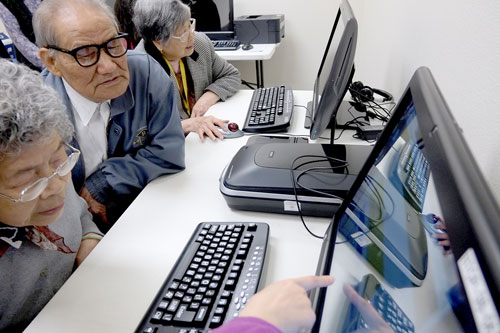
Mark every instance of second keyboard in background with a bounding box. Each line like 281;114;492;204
212;39;241;51
243;85;294;133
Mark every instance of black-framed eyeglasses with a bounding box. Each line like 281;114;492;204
48;33;129;67
0;144;80;203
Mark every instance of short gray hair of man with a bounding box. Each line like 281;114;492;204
0;60;74;158
133;0;191;44
33;0;119;48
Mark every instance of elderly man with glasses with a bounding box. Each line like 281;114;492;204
33;0;186;230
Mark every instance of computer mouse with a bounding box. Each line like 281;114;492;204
217;122;244;139
241;44;253;51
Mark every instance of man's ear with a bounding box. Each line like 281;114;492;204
39;47;63;77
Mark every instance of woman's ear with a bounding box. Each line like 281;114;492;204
152;40;162;52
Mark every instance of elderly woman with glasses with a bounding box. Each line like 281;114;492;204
0;59;103;332
133;0;241;141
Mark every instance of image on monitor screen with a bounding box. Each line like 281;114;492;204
182;0;235;40
307;0;357;142
310;67;500;333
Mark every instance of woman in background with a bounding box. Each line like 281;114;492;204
133;0;241;141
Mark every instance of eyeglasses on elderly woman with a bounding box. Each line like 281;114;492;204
0;144;80;203
170;18;196;43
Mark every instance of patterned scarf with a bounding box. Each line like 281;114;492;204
0;224;74;258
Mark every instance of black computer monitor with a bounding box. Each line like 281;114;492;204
310;67;500;332
182;0;235;40
218;1;371;218
307;0;357;142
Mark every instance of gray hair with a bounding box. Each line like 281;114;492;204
133;0;191;44
0;60;74;157
33;0;119;47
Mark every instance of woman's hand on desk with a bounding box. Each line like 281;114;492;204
182;115;228;141
239;275;334;332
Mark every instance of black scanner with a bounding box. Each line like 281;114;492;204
220;142;372;217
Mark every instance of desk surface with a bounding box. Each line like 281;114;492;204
25;90;365;333
215;43;279;61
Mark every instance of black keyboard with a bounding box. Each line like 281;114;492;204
212;39;241;51
242;85;294;133
135;222;269;333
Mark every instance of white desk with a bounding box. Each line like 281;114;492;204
25;90;365;333
216;43;279;88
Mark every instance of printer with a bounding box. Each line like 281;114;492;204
234;14;285;44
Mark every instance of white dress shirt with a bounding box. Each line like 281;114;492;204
63;79;110;178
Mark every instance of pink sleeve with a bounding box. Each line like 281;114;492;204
212;316;282;333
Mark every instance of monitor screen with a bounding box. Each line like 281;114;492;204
308;0;357;142
311;67;500;332
182;0;235;40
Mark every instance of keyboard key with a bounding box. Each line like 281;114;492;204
158;301;169;310
151;311;163;323
161;313;173;323
194;306;209;323
209;315;223;328
174;304;196;325
225;279;236;290
167;299;180;313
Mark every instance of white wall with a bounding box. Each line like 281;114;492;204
234;0;500;202
233;0;338;89
351;0;500;202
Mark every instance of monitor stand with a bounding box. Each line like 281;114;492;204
304;100;371;130
304;100;314;129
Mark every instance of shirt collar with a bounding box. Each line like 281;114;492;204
62;78;109;126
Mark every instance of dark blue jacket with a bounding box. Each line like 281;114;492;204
42;50;185;209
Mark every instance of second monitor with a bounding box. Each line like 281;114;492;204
306;0;357;142
182;0;236;40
